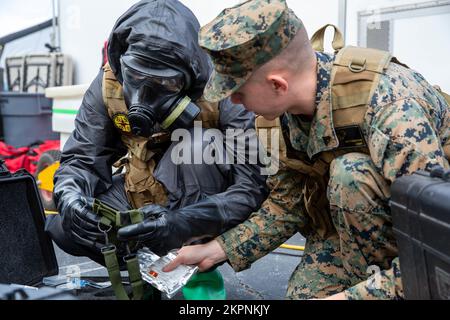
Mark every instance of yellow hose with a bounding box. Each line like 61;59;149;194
280;244;305;252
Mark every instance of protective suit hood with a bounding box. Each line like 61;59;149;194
108;0;211;101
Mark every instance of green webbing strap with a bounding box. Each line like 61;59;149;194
128;209;144;225
123;209;145;300
95;201;147;301
103;247;145;300
93;200;118;224
102;246;130;301
125;255;144;300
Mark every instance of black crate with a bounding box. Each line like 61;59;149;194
391;168;450;300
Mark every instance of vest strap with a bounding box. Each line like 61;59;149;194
311;24;345;53
331;46;392;130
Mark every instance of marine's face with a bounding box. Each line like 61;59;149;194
230;76;290;121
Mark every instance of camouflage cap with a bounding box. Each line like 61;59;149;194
199;0;302;102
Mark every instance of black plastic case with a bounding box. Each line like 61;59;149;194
0;161;58;286
391;168;450;300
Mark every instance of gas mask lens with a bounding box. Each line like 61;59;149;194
122;65;147;88
122;64;185;93
120;54;200;138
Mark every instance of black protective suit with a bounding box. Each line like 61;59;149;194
45;0;268;265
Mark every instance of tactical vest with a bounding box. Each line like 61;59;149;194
102;63;221;209
256;24;450;239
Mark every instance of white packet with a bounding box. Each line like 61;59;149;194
137;248;198;299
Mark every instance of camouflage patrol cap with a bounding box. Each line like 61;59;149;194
199;0;302;102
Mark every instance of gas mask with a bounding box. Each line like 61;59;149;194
121;54;200;138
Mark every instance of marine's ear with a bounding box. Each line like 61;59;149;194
267;74;288;96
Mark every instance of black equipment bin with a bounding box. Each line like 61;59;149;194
391;168;450;300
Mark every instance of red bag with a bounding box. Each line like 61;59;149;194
0;140;60;174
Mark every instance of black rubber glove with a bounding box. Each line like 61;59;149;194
117;205;190;256
58;193;106;252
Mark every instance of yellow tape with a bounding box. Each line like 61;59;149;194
161;96;191;130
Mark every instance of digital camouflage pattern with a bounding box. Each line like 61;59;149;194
215;45;450;299
199;0;302;102
344;257;403;300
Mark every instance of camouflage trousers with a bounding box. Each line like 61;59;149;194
286;152;399;299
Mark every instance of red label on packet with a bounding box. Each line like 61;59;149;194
149;270;159;278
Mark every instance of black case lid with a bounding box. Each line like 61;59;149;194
0;162;58;286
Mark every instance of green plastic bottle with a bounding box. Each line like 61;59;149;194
182;269;226;300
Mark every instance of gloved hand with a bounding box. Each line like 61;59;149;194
59;193;106;252
117;204;189;256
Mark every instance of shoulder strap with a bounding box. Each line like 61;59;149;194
434;85;450;105
255;116;318;174
255;116;286;156
196;97;221;129
311;24;345;53
442;91;450;105
330;46;392;128
102;62;128;117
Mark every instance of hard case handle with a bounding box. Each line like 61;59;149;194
430;166;450;181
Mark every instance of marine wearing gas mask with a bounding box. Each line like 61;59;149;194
45;0;268;264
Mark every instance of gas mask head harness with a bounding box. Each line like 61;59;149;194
121;53;201;138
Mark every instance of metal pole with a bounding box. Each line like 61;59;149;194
51;0;61;51
51;0;57;49
56;0;62;51
338;0;348;44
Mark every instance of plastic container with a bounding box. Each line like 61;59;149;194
46;84;88;150
6;54;74;94
5;56;23;92
0;92;60;148
182;269;226;300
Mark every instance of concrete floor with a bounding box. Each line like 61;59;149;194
47;234;305;300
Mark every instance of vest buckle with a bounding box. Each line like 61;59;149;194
348;58;367;73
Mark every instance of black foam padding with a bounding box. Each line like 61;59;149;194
0;176;57;285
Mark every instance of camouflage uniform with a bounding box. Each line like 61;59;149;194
199;0;450;300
